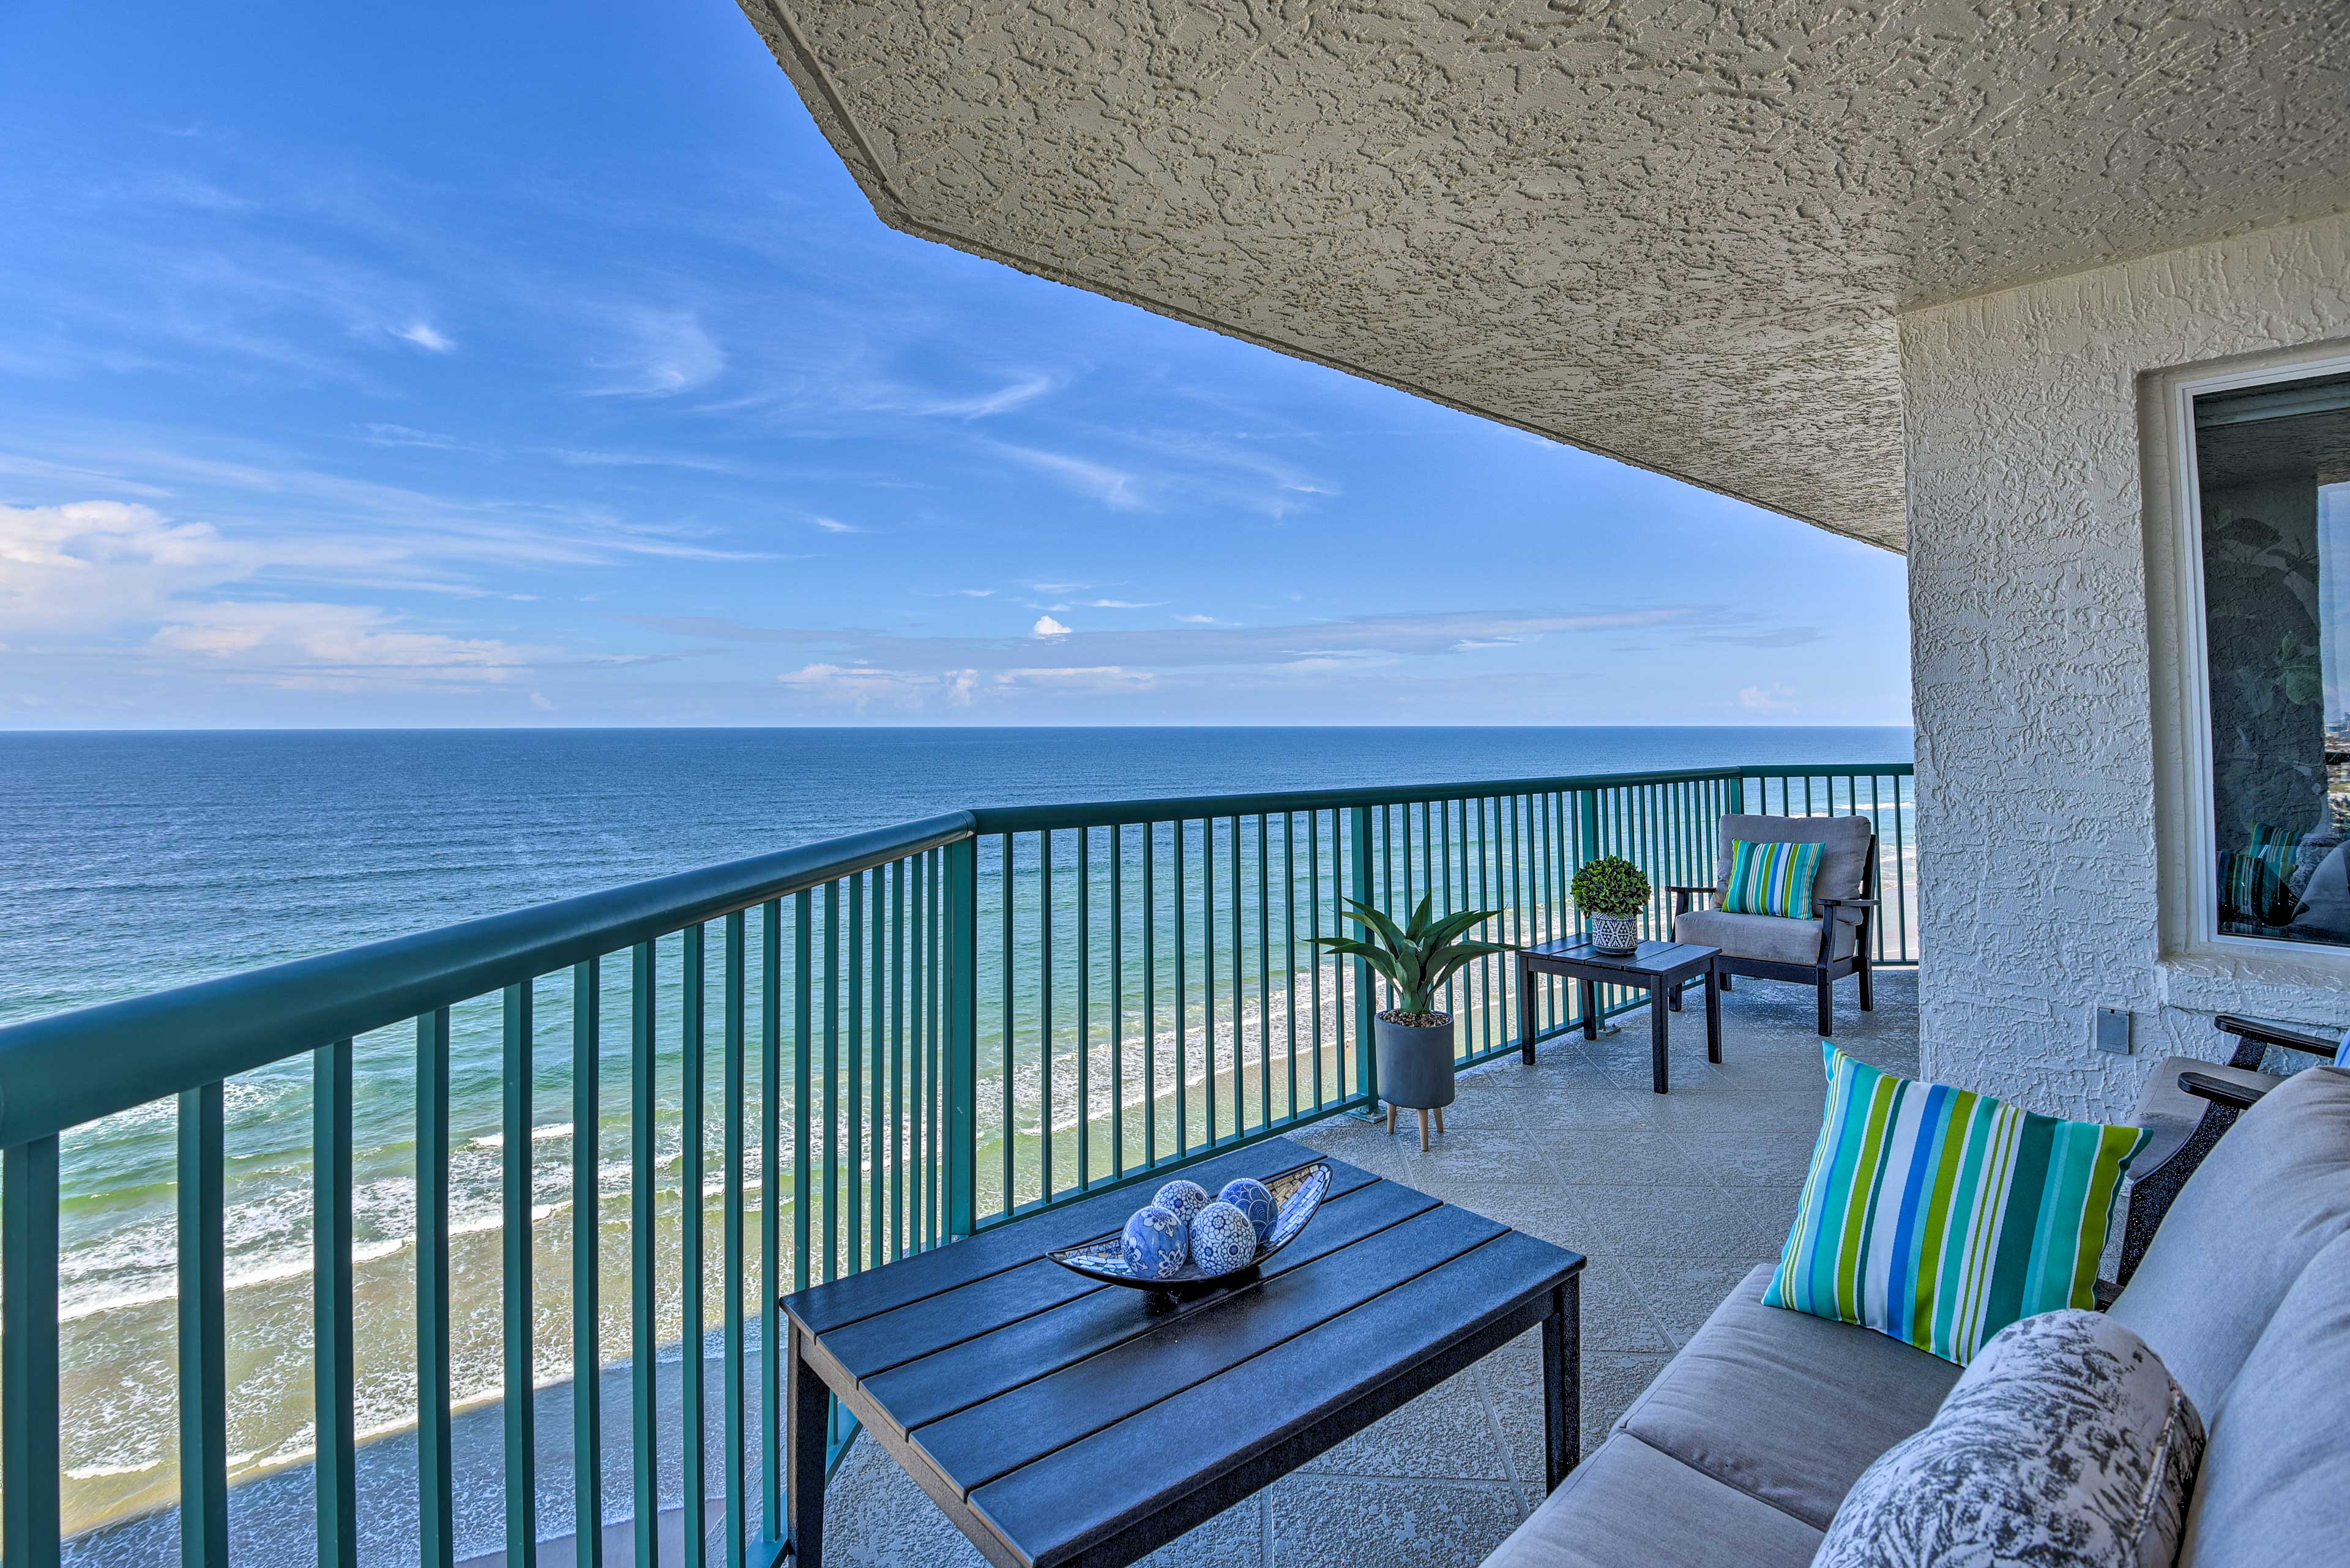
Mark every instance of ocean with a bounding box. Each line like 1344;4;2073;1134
0;726;1909;1548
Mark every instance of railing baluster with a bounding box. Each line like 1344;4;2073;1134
1346;806;1375;1106
1231;818;1250;1133
909;855;927;1247
1076;827;1091;1189
837;879;855;1279
847;875;864;1266
683;927;707;1568
869;870;883;1260
944;843;977;1241
315;1040;357;1568
1110;824;1125;1179
893;860;908;1257
723;912;747;1568
629;945;658;1568
1256;813;1271;1132
1282;813;1297;1124
572;960;603;1568
1040;831;1055;1199
1173;821;1187;1156
1143;825;1158;1167
870;868;886;1260
1308;812;1324;1112
419;1006;455;1568
780;893;808;1561
178;1080;226;1568
999;837;1014;1208
4;1133;61;1568
1203;818;1217;1148
502;984;538;1568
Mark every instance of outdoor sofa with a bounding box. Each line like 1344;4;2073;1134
1482;1060;2350;1567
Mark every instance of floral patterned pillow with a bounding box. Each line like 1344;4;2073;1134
1813;1310;2204;1568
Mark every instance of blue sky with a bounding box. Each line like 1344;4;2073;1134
0;1;1910;729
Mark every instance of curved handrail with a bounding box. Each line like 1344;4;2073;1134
0;811;975;1145
967;761;1911;834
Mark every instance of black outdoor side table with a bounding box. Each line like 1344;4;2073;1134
1516;938;1721;1093
779;1138;1584;1568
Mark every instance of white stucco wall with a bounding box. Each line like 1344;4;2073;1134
1901;211;2350;1121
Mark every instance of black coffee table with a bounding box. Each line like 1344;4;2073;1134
1516;937;1721;1093
780;1138;1584;1568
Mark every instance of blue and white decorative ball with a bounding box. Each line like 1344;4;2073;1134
1189;1200;1258;1274
1153;1178;1212;1227
1217;1178;1278;1244
1120;1204;1189;1279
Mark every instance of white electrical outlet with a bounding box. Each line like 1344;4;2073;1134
2094;1007;2133;1055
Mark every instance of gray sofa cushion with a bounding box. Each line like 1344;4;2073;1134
1675;907;1853;966
1714;813;1871;911
2177;1230;2350;1567
1480;1432;1824;1568
1613;1264;1958;1529
1813;1310;2204;1568
2109;1064;2350;1414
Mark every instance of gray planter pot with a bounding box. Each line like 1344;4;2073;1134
1588;911;1641;955
1374;1012;1458;1110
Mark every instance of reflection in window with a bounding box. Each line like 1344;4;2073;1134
2197;372;2350;947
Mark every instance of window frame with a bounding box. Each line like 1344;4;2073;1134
2155;345;2350;967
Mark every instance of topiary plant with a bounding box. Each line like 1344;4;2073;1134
1570;855;1651;919
1311;894;1509;1022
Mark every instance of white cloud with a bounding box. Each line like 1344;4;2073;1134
984;443;1140;509
1032;614;1072;638
774;662;935;712
151;600;540;685
589;309;725;397
394;322;454;353
0;500;253;631
900;373;1056;419
529;692;555;711
1739;682;1801;714
1083;599;1160;609
1174;613;1216;624
994;666;1154;692
948;588;994;598
360;423;469;450
810;516;860;534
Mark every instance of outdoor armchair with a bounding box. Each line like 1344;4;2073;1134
1667;812;1877;1037
2116;1012;2345;1285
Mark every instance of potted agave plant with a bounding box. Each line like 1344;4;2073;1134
1572;854;1651;955
1313;895;1509;1145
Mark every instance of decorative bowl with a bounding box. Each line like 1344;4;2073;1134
1048;1162;1333;1292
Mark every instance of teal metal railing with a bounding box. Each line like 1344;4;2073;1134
0;763;1909;1568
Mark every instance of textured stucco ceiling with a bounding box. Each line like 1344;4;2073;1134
736;2;2350;551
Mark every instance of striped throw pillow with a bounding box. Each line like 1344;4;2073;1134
1720;838;1822;917
1764;1043;2149;1365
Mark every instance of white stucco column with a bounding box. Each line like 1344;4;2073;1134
1900;211;2350;1119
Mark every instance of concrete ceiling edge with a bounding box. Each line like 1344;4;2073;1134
737;0;1905;558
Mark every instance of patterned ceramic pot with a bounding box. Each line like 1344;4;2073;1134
1589;912;1641;955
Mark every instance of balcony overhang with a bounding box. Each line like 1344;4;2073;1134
736;3;2350;553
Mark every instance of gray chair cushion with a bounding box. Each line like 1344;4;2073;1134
2179;1230;2350;1566
1675;907;1854;966
2109;1064;2350;1416
1613;1264;1958;1529
2126;1056;2280;1179
1814;1310;2205;1568
1714;813;1873;911
1480;1432;1824;1568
